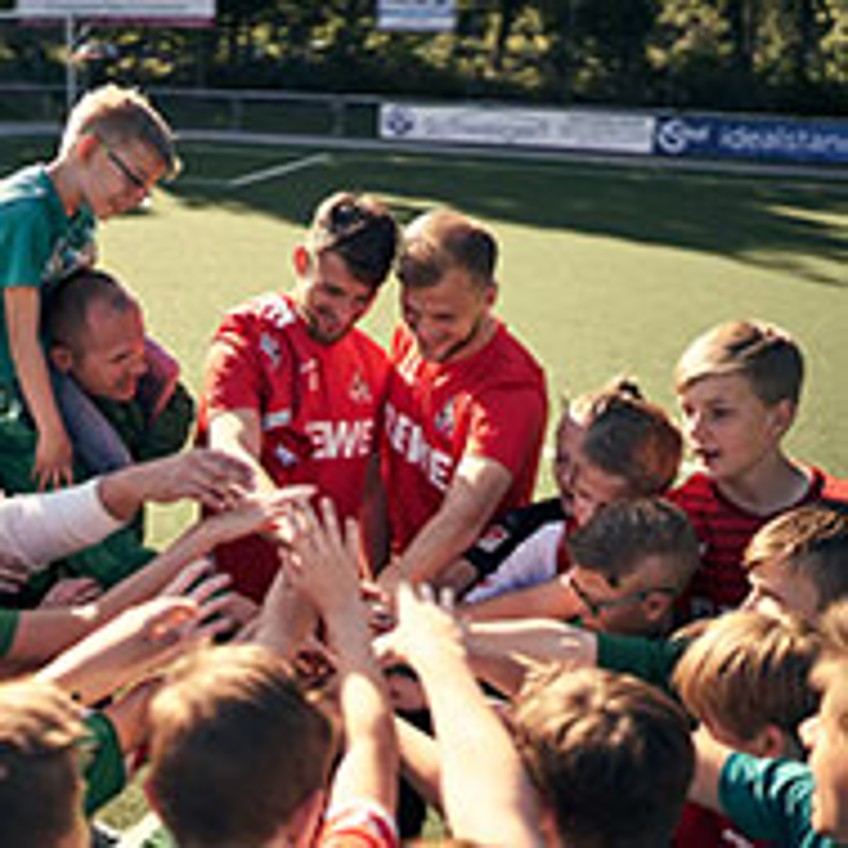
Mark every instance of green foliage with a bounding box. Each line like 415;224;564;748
0;1;847;112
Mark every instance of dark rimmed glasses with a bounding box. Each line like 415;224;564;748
96;135;150;193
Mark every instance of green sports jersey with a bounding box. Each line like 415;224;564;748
83;710;126;815
719;751;838;847
0;164;95;384
596;631;690;694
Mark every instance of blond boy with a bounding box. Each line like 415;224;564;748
0;84;178;494
689;600;848;846
669;320;848;619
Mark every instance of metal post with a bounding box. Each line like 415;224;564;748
65;13;76;114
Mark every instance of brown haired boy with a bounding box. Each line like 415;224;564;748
0;84;178;495
200;192;399;600
689;600;848;846
0;678;88;848
513;667;694;848
669;319;848;619
673;610;821;847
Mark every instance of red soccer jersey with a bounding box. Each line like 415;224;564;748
674;800;770;848
198;293;390;599
382;320;548;553
669;466;848;619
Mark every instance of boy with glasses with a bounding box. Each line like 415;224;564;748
0;83;179;495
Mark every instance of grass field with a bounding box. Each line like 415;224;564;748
1;134;847;835
1;135;847;545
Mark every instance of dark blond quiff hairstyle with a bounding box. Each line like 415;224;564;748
673;609;821;746
675;319;804;406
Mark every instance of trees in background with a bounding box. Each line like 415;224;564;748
1;0;846;114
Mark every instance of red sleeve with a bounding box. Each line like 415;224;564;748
466;382;547;474
317;801;398;848
203;310;270;417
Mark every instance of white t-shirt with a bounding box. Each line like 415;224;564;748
464;521;565;604
0;480;123;570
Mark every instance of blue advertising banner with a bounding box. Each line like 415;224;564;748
654;115;848;165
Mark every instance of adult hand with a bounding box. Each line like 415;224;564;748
137;448;256;510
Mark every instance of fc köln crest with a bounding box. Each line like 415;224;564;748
349;371;372;404
434;398;456;437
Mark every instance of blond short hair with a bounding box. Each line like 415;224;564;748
674;610;820;743
61;83;180;178
675;320;803;406
744;506;848;611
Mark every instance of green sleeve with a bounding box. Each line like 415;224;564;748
596;632;690;693
82;711;126;815
95;381;195;463
0;609;19;656
63;524;157;589
0;201;49;290
718;752;827;847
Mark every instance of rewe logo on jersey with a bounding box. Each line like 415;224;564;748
306;418;374;460
385;402;453;492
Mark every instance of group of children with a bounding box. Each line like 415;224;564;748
0;81;847;847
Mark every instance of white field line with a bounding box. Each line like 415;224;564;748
228;152;330;187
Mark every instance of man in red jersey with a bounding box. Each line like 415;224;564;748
378;208;548;591
198;192;399;599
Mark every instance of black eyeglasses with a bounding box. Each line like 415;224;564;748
566;571;676;618
96;136;150;193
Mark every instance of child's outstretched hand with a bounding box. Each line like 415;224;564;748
34;420;74;490
380;583;466;672
281;497;362;619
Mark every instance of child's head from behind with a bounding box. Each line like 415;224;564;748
675;320;803;481
512;666;693;848
147;644;335;848
742;506;848;620
60;84;179;218
565;498;699;636
800;600;848;842
674;609;820;759
0;679;87;848
557;378;682;525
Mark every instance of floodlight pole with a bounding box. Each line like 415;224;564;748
65;13;77;113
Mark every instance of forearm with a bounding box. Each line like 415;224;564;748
5;605;100;667
399;507;491;585
326;607;398;811
395;715;443;811
413;648;541;847
463;574;581;622
8;328;63;437
0;480;123;566
96;520;218;618
465;618;599;671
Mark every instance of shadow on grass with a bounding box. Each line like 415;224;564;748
167;146;848;288
3;136;845;287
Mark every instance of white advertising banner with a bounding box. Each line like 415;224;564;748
380;103;655;154
378;0;455;32
16;0;214;21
